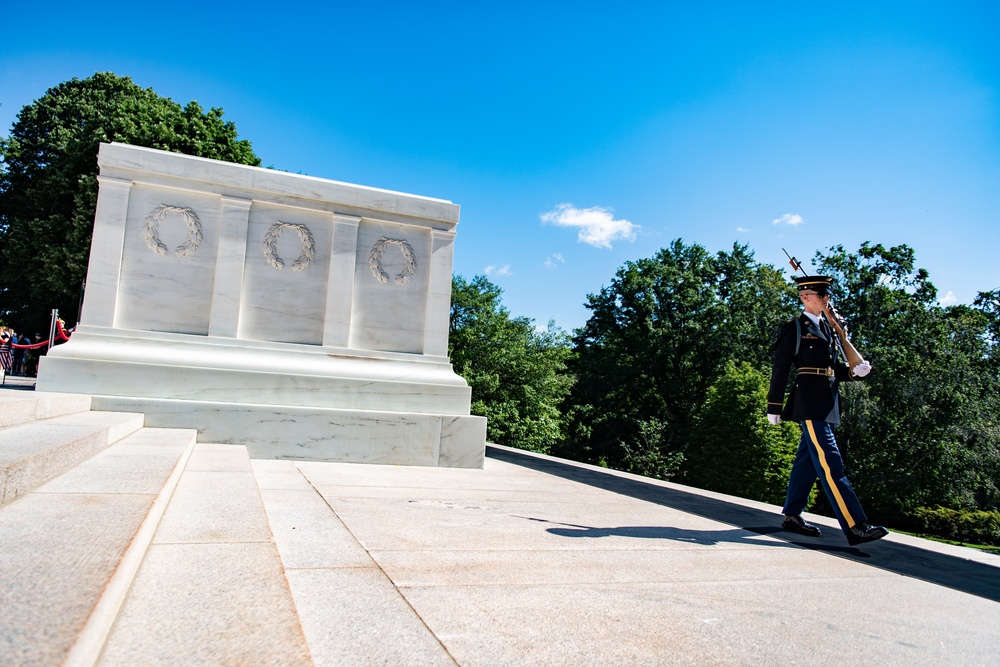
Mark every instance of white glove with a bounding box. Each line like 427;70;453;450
767;414;781;425
852;361;872;378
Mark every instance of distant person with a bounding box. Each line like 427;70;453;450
26;333;44;377
0;327;13;374
12;331;26;375
14;333;31;375
766;275;888;547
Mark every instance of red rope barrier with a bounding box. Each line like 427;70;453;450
9;321;73;349
11;340;49;350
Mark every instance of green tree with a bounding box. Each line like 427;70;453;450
563;240;797;471
686;360;802;505
815;243;1000;519
618;418;686;481
0;72;260;332
715;244;799;370
449;275;574;453
973;287;1000;375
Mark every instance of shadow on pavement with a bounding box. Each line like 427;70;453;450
529;519;863;555
488;445;1000;603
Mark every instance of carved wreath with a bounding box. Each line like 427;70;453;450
143;205;203;257
262;222;315;271
369;237;416;285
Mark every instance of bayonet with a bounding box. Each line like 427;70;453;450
782;248;808;277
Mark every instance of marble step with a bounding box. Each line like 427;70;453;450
0;391;93;429
252;458;457;666
0;409;146;506
98;443;313;666
0;426;196;667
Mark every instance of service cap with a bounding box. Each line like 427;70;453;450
794;275;833;295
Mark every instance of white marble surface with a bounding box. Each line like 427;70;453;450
99;444;312;666
82;176;132;327
42;143;484;468
87;396;486;468
439;415;489;468
42;328;471;414
208;196;252;338
350;219;430;353
322;214;361;347
0;392;92;428
81;142;460;354
116;185;222;334
423;230;458;357
96;143;459;225
239;202;334;344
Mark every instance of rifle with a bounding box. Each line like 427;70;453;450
782;248;866;373
782;248;808;277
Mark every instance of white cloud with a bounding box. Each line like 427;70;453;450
484;264;511;277
772;213;803;226
541;203;638;249
736;227;750;233
544;252;566;269
939;290;958;306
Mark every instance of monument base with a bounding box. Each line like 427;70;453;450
39;326;486;468
84;396;485;468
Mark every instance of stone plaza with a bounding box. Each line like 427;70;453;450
2;386;998;665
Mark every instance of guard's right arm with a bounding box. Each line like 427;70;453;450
766;320;796;416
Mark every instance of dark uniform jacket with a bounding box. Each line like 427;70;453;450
767;313;857;425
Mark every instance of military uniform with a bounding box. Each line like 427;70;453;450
767;275;887;546
768;313;855;424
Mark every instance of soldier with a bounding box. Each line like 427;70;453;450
767;275;888;546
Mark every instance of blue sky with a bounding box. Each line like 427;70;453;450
2;2;998;332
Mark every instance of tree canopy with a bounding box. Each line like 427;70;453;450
812;243;1000;520
561;240;798;470
686;360;802;505
449;275;573;453
0;72;260;332
554;239;998;540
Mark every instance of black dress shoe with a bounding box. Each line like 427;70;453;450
782;514;822;537
847;523;889;546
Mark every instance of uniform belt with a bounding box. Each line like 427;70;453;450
798;366;834;378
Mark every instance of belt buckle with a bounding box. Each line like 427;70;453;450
825;367;834;378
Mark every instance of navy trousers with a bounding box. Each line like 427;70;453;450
782;420;867;534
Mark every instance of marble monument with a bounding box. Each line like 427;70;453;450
39;143;486;467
